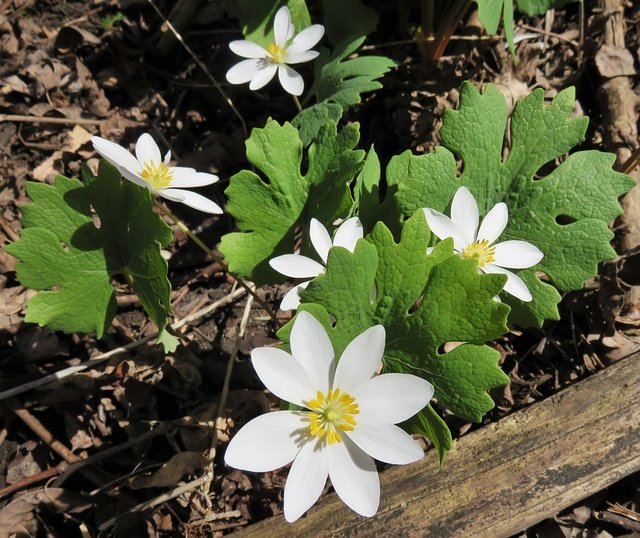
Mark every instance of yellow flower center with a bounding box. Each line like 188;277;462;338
140;160;173;190
461;239;496;268
266;42;286;64
306;388;359;445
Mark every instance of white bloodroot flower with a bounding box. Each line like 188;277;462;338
423;186;544;302
226;6;324;96
224;311;434;522
92;133;223;214
269;217;363;310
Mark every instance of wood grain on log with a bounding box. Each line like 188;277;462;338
236;354;640;537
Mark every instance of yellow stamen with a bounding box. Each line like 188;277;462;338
461;239;496;268
140;160;173;190
266;42;286;64
305;388;359;445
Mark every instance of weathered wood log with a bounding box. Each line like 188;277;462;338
236;354;640;537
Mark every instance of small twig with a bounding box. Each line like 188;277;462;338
146;0;247;138
620;146;640;174
98;473;213;530
0;114;104;126
0;287;246;401
155;201;278;324
518;23;579;47
9;399;82;464
0;214;19;242
204;293;254;490
52;423;171;487
0;463;66;499
577;0;585;67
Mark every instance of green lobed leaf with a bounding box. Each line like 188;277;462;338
395;83;634;326
220;119;365;283
294;36;395;145
7;176;115;337
280;211;510;424
7;162;174;340
238;0;310;47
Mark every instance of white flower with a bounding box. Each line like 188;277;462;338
423;187;544;302
224;311;434;522
226;6;324;96
92;133;223;214
269;217;363;310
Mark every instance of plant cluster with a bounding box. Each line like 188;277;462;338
6;1;633;523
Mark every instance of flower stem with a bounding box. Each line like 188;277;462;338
154;201;279;325
292;94;303;113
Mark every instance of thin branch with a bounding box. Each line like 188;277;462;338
155;201;278;324
146;0;247;138
0;114;106;126
0;287;246;401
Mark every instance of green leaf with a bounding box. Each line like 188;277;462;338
7;176;115;337
295;37;395;144
308;36;395;109
404;404;453;465
322;0;379;45
353;145;402;237
7;162;173;340
220;119;365;283
282;211;510;424
87;162;173;334
395;83;634;326
517;0;576;16
475;0;514;56
238;0;310;47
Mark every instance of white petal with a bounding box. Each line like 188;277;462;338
273;6;292;47
423;209;465;251
251;347;315;407
91;136;142;176
450;187;479;245
135;133;161;167
334;325;385;394
277;64;304;96
284;50;319;64
354;374;434;424
309;219;332;264
483;264;533;302
269;254;324;279
229;40;268;59
283;440;329;522
328;436;379;518
226;58;262;84
285;24;325;56
476;202;508;244
492;240;544;269
159;189;222;214
279;281;310;311
224;411;305;472
163;150;171;165
249;63;278;90
290;311;335;394
169;168;219;188
333;217;363;252
347;421;424;465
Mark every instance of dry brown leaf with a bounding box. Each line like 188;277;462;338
32;125;93;181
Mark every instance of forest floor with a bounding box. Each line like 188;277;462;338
0;0;639;536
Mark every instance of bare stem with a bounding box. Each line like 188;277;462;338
154;201;278;324
292;94;303;113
